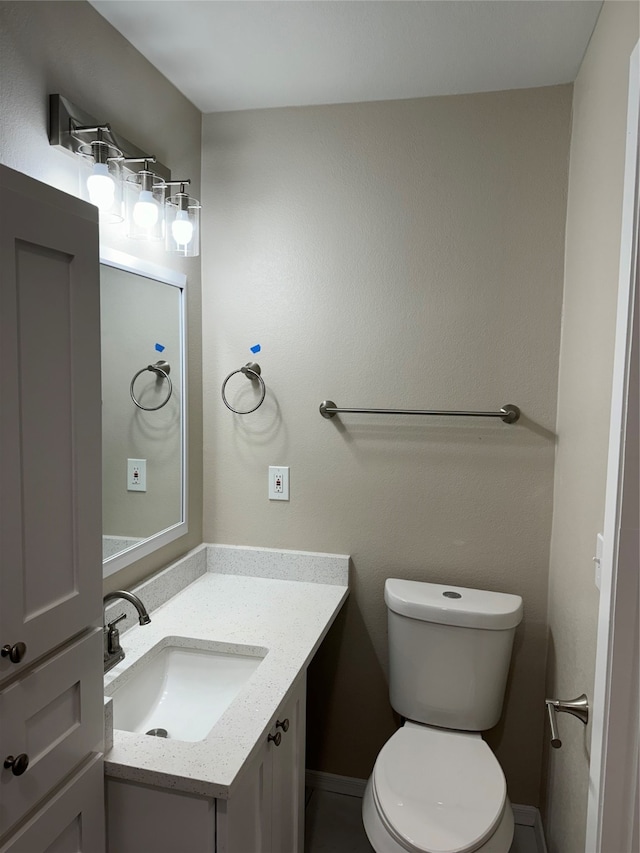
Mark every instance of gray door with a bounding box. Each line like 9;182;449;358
0;165;102;678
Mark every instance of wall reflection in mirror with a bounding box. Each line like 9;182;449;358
100;249;187;577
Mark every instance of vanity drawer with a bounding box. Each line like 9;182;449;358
0;754;104;853
0;630;103;838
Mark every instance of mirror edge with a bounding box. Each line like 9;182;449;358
100;247;188;578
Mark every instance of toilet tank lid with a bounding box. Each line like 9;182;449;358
384;579;523;630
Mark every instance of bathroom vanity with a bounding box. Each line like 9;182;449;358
103;544;349;853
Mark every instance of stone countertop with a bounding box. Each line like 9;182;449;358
103;568;348;799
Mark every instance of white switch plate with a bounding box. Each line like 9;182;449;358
594;532;604;590
268;466;289;501
127;458;147;492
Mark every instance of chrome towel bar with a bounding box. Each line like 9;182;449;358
319;401;520;424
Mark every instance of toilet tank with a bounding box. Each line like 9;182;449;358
385;579;523;731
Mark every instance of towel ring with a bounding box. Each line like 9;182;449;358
130;361;173;411
221;362;266;414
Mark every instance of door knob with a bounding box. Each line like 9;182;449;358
1;643;27;664
4;754;29;776
268;732;282;747
276;718;290;732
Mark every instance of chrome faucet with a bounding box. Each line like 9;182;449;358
103;590;151;674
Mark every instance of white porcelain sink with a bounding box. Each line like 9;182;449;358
107;643;265;742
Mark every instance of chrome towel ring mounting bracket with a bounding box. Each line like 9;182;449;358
130;360;173;411
221;362;266;414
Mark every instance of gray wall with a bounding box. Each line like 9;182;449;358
0;0;203;592
201;85;573;804
544;2;640;850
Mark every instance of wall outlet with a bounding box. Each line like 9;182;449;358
127;458;146;492
268;466;289;501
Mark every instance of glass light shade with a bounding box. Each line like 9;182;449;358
171;210;194;246
87;163;115;210
125;173;165;241
133;190;160;229
79;156;123;223
165;193;200;257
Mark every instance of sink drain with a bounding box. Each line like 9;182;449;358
146;728;169;738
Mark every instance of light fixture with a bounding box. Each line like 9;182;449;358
165;182;201;257
75;126;124;223
49;95;202;255
124;159;165;241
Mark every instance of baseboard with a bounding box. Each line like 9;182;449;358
512;805;548;853
511;804;536;827
306;770;549;851
305;770;367;798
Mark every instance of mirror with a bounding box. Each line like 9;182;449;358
100;248;187;578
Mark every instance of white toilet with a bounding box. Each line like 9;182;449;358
363;578;523;853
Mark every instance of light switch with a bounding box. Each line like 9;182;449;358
594;532;604;589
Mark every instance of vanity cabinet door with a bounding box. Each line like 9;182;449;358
0;755;104;853
0;165;102;682
271;674;306;853
216;738;273;853
217;673;306;853
0;630;104;839
106;779;215;853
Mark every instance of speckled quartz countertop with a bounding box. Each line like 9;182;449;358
103;544;349;799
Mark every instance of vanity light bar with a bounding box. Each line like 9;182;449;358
48;94;170;181
49;95;201;256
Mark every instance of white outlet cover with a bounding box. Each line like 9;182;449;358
128;458;147;492
268;466;289;501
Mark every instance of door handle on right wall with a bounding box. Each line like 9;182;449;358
545;694;589;748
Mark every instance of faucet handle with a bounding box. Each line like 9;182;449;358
107;612;127;630
105;613;127;657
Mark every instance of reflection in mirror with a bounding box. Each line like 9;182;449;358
100;248;187;578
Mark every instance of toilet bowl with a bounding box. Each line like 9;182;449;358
362;723;514;853
362;579;523;853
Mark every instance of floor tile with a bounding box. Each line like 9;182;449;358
304;789;541;853
305;790;374;853
510;824;539;853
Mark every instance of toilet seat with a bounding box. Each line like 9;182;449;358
371;724;507;853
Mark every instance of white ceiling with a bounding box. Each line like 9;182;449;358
89;0;603;114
